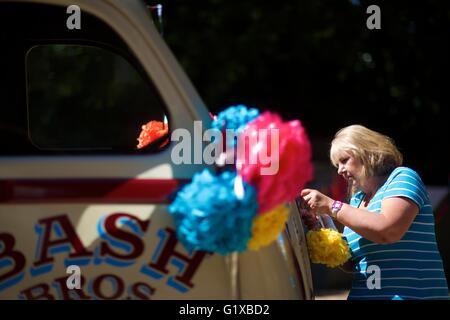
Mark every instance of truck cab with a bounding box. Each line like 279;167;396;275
0;0;313;300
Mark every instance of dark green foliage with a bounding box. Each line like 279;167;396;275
147;0;449;183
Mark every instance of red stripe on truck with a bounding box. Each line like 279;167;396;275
0;179;189;204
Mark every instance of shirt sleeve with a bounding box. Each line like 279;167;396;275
382;167;428;209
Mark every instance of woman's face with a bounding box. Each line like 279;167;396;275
336;151;364;188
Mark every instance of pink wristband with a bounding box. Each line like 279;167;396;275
331;200;343;219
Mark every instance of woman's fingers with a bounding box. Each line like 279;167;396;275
307;198;317;209
302;190;322;211
303;197;311;207
298;191;322;223
300;189;320;211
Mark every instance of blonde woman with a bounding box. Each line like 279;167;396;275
300;125;449;300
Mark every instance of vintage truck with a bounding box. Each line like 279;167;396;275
0;0;313;300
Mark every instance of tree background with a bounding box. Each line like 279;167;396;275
147;0;449;185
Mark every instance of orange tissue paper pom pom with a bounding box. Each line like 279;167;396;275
136;120;169;149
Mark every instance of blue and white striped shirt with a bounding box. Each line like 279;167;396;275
343;167;449;300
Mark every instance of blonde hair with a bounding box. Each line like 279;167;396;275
330;125;403;179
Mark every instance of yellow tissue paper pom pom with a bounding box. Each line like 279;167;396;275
247;205;290;251
306;228;351;268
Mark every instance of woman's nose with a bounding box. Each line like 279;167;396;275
337;164;345;175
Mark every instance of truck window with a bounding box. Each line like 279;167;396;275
0;2;169;155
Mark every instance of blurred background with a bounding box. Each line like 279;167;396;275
146;0;449;295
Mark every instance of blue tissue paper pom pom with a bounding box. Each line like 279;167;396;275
211;105;260;147
168;169;258;255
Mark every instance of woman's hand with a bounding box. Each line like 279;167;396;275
300;189;334;215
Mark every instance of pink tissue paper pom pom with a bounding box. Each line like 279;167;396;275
237;111;314;214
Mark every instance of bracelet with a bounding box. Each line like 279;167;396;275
330;200;343;219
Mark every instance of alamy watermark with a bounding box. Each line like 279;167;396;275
66;265;81;289
66;5;81;30
170;121;280;176
366;264;381;289
366;5;381;30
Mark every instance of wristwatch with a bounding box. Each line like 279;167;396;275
330;200;343;219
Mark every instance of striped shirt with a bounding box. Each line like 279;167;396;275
343;167;449;300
